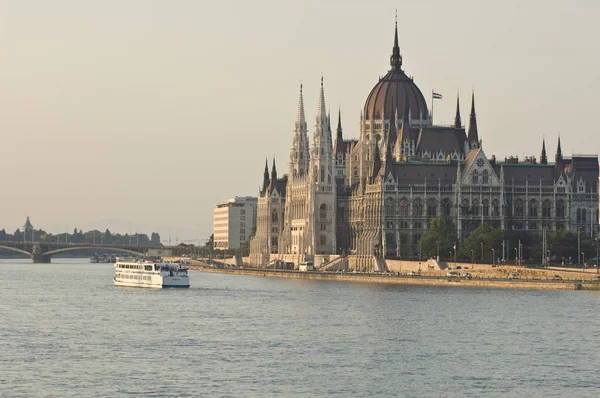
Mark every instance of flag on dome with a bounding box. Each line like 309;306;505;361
432;91;443;99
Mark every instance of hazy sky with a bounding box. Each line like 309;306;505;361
1;0;599;241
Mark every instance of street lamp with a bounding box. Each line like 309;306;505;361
453;241;457;270
492;248;495;266
514;247;518;264
578;227;582;264
480;242;484;263
596;236;599;274
436;240;440;261
471;249;474;265
582;252;585;273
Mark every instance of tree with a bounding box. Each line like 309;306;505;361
150;232;161;245
420;215;457;260
461;223;503;263
104;229;112;244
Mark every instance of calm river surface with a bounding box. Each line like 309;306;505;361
1;259;599;397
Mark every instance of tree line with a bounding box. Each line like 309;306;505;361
419;215;599;265
0;228;162;247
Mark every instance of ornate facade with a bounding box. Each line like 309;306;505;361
249;22;599;270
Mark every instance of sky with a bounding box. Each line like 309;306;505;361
1;0;599;242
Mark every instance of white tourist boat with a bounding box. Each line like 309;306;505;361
113;258;190;288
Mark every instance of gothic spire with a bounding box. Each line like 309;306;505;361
454;92;462;129
317;76;327;126
271;158;277;182
335;108;344;155
390;16;402;70
541;137;548;165
467;90;479;148
555;135;563;163
262;158;270;194
372;142;382;179
336;108;343;139
295;83;307;132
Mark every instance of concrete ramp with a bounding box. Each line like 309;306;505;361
316;256;346;272
427;259;448;270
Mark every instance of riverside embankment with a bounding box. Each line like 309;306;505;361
188;264;600;291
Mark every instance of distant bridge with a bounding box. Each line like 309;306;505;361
0;241;177;263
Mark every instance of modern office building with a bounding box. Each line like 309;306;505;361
213;196;258;250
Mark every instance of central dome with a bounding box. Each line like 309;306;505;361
363;24;429;122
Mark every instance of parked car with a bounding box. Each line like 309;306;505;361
464;272;473;280
508;273;519;280
551;275;563;281
447;271;458;277
592;275;600;282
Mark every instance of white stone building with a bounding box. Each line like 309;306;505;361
249;21;599;270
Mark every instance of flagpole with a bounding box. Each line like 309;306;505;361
431;90;434;124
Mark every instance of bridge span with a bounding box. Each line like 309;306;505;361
0;241;172;263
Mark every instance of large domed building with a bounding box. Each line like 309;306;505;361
363;23;429;125
249;21;599;271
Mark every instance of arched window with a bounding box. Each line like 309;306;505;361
321;168;325;183
427;198;437;217
542;200;552;218
399;198;409;217
413;199;423;216
461;199;469;216
271;210;278;223
472;169;479;184
528;199;538;217
556;200;565;218
492;200;499;217
482;170;489;184
515;199;524;217
320;203;327;220
482;199;489;217
472;199;480;217
442;198;451;216
385;198;395;217
320;235;326;245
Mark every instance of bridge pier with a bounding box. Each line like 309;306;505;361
31;253;51;263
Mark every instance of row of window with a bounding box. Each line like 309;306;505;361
116;273;152;281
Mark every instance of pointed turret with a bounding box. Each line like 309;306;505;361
555;135;563;164
390;16;402;70
271;158;277;182
467;91;479;148
335;108;344;155
384;143;394;176
372;142;382;179
317;76;327;128
261;158;270;194
541;138;548;165
290;84;310;178
454;93;462;129
295;83;307;132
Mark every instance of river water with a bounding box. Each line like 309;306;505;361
1;259;599;397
